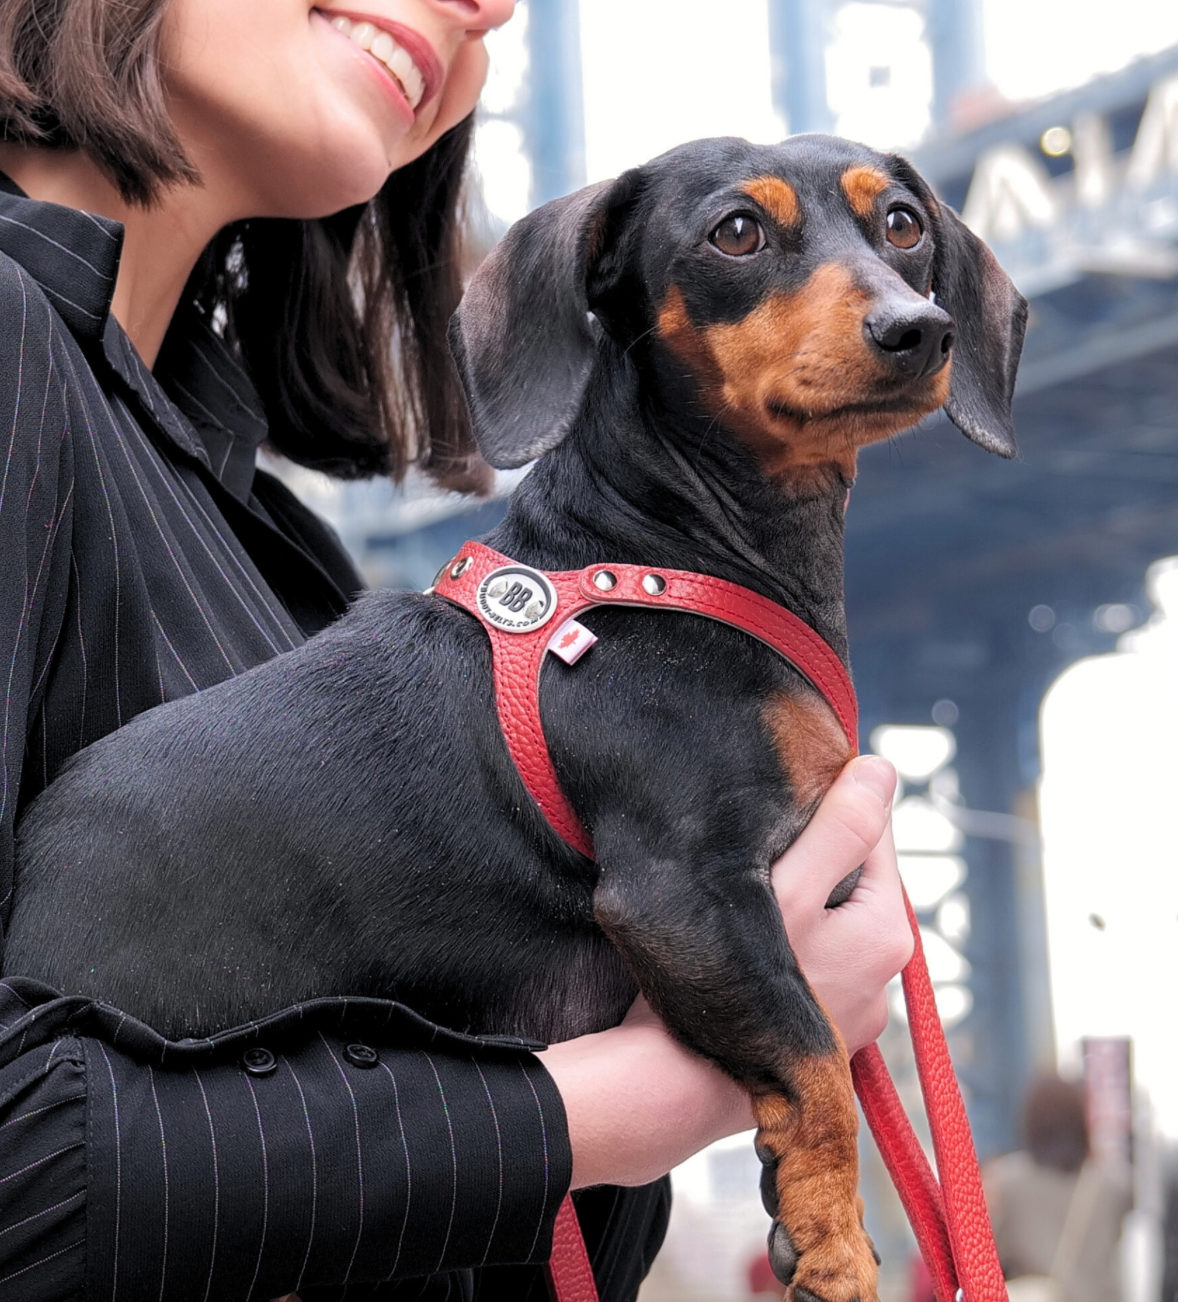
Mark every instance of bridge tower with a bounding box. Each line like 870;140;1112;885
768;0;988;137
520;0;586;206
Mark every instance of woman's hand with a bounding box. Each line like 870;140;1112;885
771;753;909;1054
538;755;910;1189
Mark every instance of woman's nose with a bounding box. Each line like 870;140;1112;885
433;0;516;32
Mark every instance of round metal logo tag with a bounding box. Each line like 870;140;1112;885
475;564;559;633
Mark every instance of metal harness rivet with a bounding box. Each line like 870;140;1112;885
641;573;667;595
449;556;472;580
592;570;617;591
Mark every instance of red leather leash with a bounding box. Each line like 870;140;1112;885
433;541;1005;1302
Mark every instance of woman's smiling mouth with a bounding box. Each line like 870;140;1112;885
325;12;433;111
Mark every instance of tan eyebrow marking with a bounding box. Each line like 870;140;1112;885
840;165;891;218
742;176;801;229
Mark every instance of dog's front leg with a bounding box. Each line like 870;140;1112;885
593;848;877;1302
751;1053;875;1302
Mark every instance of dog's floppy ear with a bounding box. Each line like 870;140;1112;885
449;173;641;469
890;157;1027;458
931;203;1028;458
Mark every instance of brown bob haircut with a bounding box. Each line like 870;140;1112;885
1022;1075;1090;1173
0;0;484;487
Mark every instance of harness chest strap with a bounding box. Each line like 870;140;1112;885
432;541;1006;1302
433;540;858;858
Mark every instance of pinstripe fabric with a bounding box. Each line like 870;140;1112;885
0;984;573;1300
0;179;357;909
0;179;602;1299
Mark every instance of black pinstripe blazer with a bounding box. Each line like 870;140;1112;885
0;176;668;1302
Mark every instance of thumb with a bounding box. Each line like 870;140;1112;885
770;756;896;914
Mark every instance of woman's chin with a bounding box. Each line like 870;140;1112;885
245;133;397;219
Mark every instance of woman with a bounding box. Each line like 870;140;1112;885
985;1075;1131;1302
0;1;912;1298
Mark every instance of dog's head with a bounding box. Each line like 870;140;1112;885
451;135;1027;485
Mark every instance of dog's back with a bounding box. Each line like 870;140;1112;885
8;588;635;1041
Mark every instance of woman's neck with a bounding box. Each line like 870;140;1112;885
0;144;226;367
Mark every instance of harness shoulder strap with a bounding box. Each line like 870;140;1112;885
433;541;857;860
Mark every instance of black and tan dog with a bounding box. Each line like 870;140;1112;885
7;135;1025;1301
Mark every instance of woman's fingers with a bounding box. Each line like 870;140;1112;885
770;756;897;916
836;818;914;989
768;756;914;1054
620;993;657;1028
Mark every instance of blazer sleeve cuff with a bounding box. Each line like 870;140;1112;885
79;1014;572;1296
0;981;572;1297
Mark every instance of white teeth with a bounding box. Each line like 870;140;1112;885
387;44;424;106
326;12;427;110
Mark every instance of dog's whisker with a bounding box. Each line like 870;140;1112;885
620;324;659;361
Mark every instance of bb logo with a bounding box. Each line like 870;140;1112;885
475;565;559;633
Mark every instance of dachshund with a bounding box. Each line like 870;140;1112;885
7;133;1026;1301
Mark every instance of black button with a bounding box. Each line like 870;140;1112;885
241;1047;278;1077
343;1043;379;1069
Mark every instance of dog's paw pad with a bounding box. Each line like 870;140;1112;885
770;1214;880;1302
768;1222;798;1285
759;1157;780;1217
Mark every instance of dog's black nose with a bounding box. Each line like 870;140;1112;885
864;302;954;378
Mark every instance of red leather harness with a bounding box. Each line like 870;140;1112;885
433;542;1006;1302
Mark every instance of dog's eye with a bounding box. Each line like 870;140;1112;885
710;215;765;257
885;207;923;250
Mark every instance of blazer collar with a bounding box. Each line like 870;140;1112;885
154;302;270;503
0;172;269;502
0;171;122;340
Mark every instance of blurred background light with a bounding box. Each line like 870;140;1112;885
920;927;972;983
893;796;964;852
476;10;533;226
578;0;782;182
473;118;532;226
897;854;967;910
985;0;1178;101
937;892;971;943
1040;125;1072;156
826;2;933;147
1040;557;1178;1138
871;724;957;780
934;984;975;1028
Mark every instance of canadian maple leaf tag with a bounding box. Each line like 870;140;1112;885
547;618;598;666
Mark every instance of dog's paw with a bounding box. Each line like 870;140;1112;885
757;1150;879;1301
762;1154;879;1302
766;1178;879;1302
758;1155;877;1301
784;1236;878;1302
753;1061;879;1302
765;1208;878;1302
